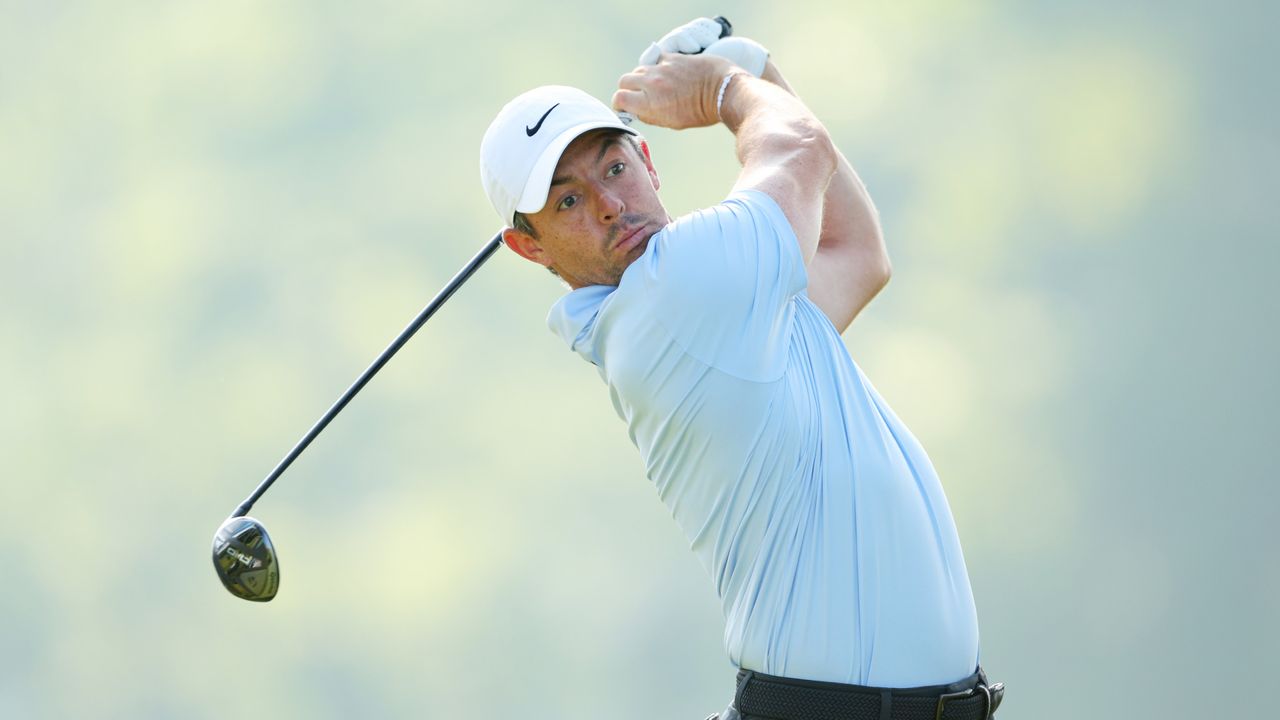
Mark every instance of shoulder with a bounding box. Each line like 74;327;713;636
610;191;806;381
665;189;797;249
631;190;803;294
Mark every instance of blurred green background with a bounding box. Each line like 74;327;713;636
2;1;1274;717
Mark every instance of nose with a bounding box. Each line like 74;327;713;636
596;187;624;224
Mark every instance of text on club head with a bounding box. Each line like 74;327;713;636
224;547;261;568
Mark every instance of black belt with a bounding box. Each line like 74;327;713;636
734;667;1005;720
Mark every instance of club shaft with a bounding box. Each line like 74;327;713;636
231;232;505;518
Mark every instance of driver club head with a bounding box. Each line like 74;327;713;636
212;516;280;602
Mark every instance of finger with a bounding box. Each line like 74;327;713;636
672;33;702;54
687;17;723;48
617;72;645;91
637;42;661;66
659;28;703;55
612;88;645;115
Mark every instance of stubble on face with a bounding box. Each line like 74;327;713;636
525;130;668;288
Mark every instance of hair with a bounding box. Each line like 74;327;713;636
511;211;558;277
512;211;539;239
511;131;644;279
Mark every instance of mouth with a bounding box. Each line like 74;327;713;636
612;223;650;253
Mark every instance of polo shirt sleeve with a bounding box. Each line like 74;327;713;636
637;189;807;382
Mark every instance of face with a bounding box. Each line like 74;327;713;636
504;129;668;288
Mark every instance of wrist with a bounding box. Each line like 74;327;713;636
697;56;736;126
715;70;747;123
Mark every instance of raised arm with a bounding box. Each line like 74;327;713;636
613;53;837;265
757;61;891;333
614;53;887;332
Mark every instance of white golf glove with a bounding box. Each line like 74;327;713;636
637;18;770;78
704;37;769;78
638;17;726;66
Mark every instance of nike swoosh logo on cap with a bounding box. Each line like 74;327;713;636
525;103;560;137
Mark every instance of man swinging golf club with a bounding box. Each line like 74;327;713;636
480;18;1003;720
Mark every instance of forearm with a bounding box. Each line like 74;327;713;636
760;61;888;272
721;74;833;175
719;71;837;260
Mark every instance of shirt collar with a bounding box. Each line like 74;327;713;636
547;284;615;366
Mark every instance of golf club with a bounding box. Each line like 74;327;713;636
212;232;504;601
213;14;735;602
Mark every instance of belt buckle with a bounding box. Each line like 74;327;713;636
935;683;992;720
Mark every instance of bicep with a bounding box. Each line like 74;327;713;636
805;243;892;334
802;148;892;333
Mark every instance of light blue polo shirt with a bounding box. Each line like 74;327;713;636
548;190;979;688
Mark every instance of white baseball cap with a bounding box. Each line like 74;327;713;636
480;85;637;226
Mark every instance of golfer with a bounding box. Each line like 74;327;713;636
480;20;1002;720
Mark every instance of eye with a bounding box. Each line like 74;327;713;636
607;162;625;177
557;195;578;211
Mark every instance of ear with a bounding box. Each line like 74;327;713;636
637;139;661;191
502;227;549;267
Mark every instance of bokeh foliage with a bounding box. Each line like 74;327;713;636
1;1;1275;718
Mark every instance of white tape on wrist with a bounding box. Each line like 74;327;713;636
716;70;748;123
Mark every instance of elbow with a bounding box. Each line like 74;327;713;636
798;119;838;182
863;236;892;293
779;117;837;184
877;254;893;289
874;235;892;289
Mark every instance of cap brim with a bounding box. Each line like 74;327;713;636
515;120;638;218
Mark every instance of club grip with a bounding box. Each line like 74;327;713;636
712;16;733;39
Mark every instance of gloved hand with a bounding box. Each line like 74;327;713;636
704;36;769;78
637;17;726;66
637;18;770;78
